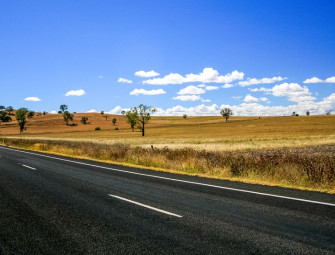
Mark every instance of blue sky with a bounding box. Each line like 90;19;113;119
1;0;335;116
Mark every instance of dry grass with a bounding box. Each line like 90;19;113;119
3;138;335;193
1;114;335;192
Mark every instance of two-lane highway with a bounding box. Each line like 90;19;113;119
0;145;334;254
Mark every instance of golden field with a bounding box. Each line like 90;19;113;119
1;113;335;193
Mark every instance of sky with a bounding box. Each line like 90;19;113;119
1;0;335;116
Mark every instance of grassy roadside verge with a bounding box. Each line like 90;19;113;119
2;138;335;193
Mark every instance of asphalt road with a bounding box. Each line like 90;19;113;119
0;145;335;254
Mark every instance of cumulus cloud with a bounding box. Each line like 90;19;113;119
50;110;57;114
130;88;166;96
249;87;272;92
107;106;129;115
260;97;269;102
117;77;132;84
173;95;201;101
177;85;206;95
25;97;41;101
238;76;286;87
271;83;315;102
205;86;219;91
325;77;335;83
65;89;86;96
86;109;97;113
143;68;244;85
135;70;160;77
303;77;322;83
222;83;234;88
303;76;335;83
244;94;259;103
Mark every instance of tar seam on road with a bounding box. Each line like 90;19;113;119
1;146;335;207
109;194;183;218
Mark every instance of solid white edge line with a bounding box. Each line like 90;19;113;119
109;194;182;218
1;146;335;207
22;164;37;170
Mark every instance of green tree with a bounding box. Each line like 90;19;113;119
220;108;234;122
135;104;156;136
0;112;12;124
183;114;187;119
60;104;68;113
81;117;88;125
100;111;104;115
15;108;28;134
0;106;5;112
6;106;14;115
63;111;74;125
122;109;138;132
112;118;117;126
306;111;310;116
27;111;35;119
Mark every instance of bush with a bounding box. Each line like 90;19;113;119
81;117;88;125
95;127;101;131
183;114;187;119
115;127;119;130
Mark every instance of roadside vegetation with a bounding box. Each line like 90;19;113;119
2;138;335;193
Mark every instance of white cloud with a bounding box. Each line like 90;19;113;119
201;99;211;103
303;76;335;84
177;85;206;95
271;83;315;102
50;110;57;114
143;68;244;85
197;84;206;88
98;75;103;79
303;77;322;83
325;76;335;83
249;87;272;92
260;97;269;102
173;95;201;101
65;89;86;96
107;106;129;115
205;86;219;91
130;88;166;96
222;83;234;88
117;77;132;84
238;76;286;87
135;70;160;77
86;109;97;113
244;94;259;103
232;96;241;99
25;97;41;101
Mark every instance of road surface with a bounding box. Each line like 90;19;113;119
0;145;334;254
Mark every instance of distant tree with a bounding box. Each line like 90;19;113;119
112;118;117;126
100;111;104;115
122;109;138;132
27;111;35;119
63;111;74;125
326;112;331;115
58;111;62;114
183;114;187;119
220;108;234;122
0;112;12;123
306;111;310;116
6;106;14;115
135;104;156;136
81;117;88;125
43;111;47;115
15;108;28;134
292;112;299;116
59;104;68;113
0;106;5;112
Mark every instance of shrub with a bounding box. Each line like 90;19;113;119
95;127;101;131
115;127;119;130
